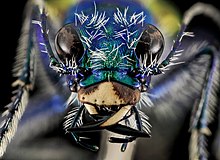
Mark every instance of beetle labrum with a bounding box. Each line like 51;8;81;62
0;0;220;159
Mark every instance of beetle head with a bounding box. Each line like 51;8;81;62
54;22;164;127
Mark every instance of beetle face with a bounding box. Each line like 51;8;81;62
55;2;164;129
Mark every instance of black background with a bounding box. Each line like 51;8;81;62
1;0;28;108
1;0;220;108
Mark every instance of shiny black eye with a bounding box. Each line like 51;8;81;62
135;24;164;66
55;23;84;63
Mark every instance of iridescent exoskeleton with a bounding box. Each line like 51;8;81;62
0;0;220;159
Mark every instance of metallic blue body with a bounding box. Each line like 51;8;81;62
63;0;155;88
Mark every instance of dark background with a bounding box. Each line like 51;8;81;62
1;0;220;108
1;0;28;108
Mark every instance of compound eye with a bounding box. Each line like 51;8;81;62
136;24;164;66
55;23;84;63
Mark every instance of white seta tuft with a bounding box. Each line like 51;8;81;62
137;92;154;109
137;109;151;135
0;87;29;157
63;93;82;131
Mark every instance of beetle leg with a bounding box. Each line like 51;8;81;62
0;1;38;157
158;3;220;159
188;47;220;160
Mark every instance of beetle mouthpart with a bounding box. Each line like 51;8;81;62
84;103;133;127
100;105;132;127
84;103;128;115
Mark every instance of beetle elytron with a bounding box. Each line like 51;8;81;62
0;0;220;159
